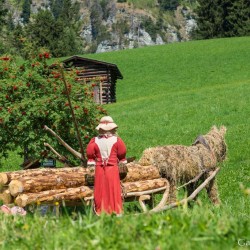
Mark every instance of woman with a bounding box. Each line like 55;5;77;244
86;116;127;215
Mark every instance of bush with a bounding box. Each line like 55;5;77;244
0;52;107;165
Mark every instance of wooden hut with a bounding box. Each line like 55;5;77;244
62;56;123;104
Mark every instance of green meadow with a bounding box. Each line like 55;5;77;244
1;37;250;249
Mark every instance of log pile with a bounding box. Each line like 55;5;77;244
0;162;169;210
0;126;221;213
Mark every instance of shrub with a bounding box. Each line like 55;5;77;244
0;52;107;165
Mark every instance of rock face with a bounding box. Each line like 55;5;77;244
90;4;196;53
96;40;120;53
7;1;197;53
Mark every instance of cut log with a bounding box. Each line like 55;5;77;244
0;173;8;186
4;163;160;196
14;178;168;207
0;190;13;204
0;167;92;185
122;178;167;194
122;163;160;182
15;186;93;207
0;184;8;194
1;163;159;186
9;172;89;196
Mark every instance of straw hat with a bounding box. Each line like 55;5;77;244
95;116;118;131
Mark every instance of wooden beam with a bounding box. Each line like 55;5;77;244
149;168;220;213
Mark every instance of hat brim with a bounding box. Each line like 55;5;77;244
96;123;118;131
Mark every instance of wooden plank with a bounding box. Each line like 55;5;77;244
100;81;103;105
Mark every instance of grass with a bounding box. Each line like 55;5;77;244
1;36;250;249
0;203;249;249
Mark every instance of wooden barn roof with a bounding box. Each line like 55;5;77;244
62;55;123;80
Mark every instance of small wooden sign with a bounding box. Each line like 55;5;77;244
41;159;56;168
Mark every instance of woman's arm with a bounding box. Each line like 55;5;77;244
86;138;96;166
117;137;127;163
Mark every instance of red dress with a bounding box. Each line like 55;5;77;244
86;135;127;215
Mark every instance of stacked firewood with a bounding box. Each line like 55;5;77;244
0;162;169;208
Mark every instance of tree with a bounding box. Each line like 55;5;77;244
100;0;113;21
7;24;26;56
192;0;221;39
158;0;180;11
0;0;8;53
25;9;83;57
141;16;161;42
50;0;64;19
21;0;31;24
0;52;107;165
88;0;111;52
193;0;250;39
50;0;81;23
224;0;250;37
90;0;104;40
0;0;8;29
25;10;61;54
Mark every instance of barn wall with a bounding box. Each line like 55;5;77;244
64;62;117;104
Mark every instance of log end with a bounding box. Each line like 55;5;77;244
15;194;29;207
0;173;9;185
1;190;14;204
9;180;24;197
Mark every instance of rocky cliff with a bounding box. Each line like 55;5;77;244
7;0;197;53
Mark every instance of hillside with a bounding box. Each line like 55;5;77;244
93;36;250;220
6;0;197;53
86;37;250;155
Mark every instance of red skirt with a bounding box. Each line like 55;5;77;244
94;165;123;215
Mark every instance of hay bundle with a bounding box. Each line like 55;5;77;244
138;126;227;204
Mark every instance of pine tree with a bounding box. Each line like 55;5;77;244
0;0;8;53
158;0;180;11
50;0;80;23
0;0;8;29
10;24;26;55
193;0;221;39
50;0;64;19
90;0;104;40
25;9;83;57
225;0;250;37
194;0;250;39
25;10;63;55
21;0;31;24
